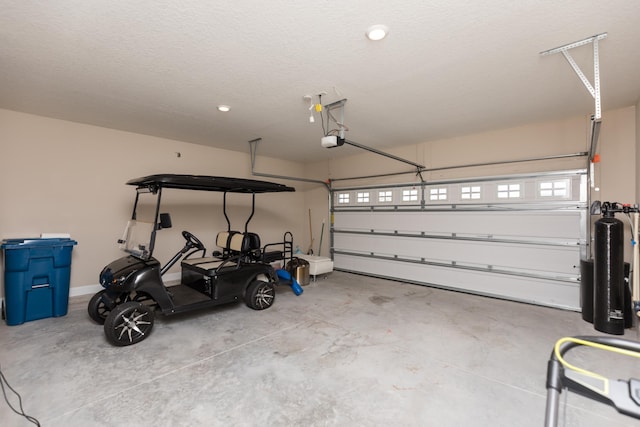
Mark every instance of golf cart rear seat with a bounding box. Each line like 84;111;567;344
243;232;282;263
245;231;293;263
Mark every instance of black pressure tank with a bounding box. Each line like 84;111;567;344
593;212;625;335
580;259;594;323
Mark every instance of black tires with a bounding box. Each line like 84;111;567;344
88;290;116;325
88;290;154;325
104;301;154;346
245;280;275;310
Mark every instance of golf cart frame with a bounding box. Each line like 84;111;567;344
88;174;295;346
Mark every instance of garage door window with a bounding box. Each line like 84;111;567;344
357;192;370;203
539;180;569;198
461;186;481;200
402;189;419;202
429;187;448;201
378;191;393;203
338;193;350;204
497;184;521;199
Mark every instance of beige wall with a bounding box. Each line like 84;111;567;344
305;106;637;258
593;106;637;203
0;109;306;292
637;98;640;202
309;106;635;194
1;105;637;294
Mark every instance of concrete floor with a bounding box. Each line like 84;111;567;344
1;271;638;426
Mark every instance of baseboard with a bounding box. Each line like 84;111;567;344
69;283;103;298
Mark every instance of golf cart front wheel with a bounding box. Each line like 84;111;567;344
88;290;136;325
88;290;153;325
245;280;275;310
104;301;154;346
88;290;112;324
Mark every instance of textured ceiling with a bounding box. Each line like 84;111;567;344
1;1;640;163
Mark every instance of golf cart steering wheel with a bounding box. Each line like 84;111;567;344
182;230;205;251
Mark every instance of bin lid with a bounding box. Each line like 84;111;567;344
1;238;78;249
286;258;310;269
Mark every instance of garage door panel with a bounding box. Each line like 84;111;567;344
333;233;579;275
331;171;587;310
334;210;582;240
334;254;579;309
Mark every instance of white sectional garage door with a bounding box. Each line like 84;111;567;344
331;170;587;310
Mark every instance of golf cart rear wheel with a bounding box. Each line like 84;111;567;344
245;280;275;310
104;301;154;346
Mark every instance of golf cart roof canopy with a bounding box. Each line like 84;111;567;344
127;174;295;193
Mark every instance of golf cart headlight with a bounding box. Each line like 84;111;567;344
99;268;114;288
99;268;126;288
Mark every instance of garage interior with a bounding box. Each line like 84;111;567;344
2;2;640;426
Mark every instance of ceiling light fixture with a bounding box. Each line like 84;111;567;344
217;105;231;112
366;24;389;41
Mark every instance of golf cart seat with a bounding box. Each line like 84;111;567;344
182;233;248;275
236;232;267;261
212;230;241;258
244;232;261;252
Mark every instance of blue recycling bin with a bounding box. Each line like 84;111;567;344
1;238;77;325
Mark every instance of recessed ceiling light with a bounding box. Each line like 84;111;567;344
217;105;231;112
366;25;389;41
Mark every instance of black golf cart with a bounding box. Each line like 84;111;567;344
88;174;295;346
